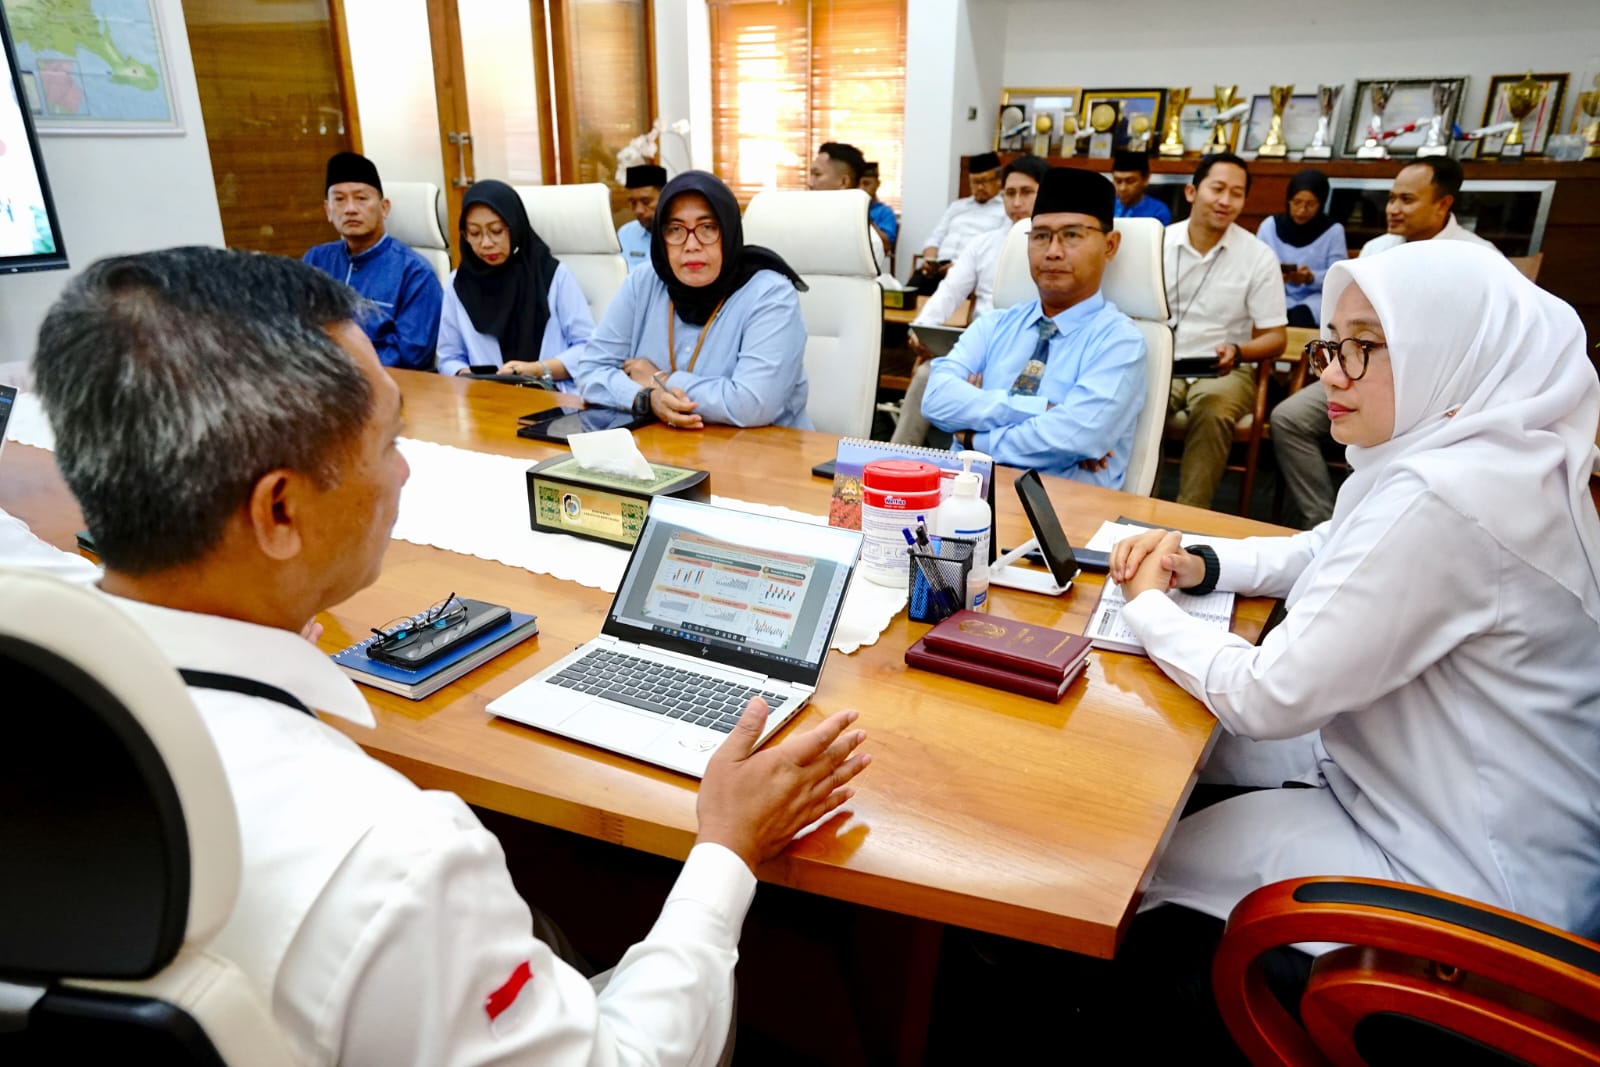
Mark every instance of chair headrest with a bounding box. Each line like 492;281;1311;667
991;216;1169;322
383;181;448;253
513;183;623;255
0;569;240;979
741;189;876;277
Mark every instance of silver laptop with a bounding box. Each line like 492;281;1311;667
909;323;965;358
489;495;864;777
0;383;15;460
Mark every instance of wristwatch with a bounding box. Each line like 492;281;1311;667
631;386;655;415
1186;544;1221;596
538;367;556;390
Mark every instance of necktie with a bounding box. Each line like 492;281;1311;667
1008;317;1058;397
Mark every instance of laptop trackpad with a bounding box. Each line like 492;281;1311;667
564;700;669;751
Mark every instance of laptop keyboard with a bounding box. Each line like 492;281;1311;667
548;650;789;733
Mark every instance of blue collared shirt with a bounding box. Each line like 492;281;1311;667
1254;217;1349;323
617;219;653;273
921;291;1146;487
303;234;443;371
1114;195;1172;225
868;200;898;247
574;267;812;429
434;263;592;391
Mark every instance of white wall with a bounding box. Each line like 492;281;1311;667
652;0;712;174
459;0;543;184
0;0;223;365
343;0;447;191
1002;0;1600;145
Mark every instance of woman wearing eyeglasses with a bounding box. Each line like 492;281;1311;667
436;180;592;389
1105;241;1600;998
574;170;811;429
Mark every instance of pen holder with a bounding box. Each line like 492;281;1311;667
907;537;974;623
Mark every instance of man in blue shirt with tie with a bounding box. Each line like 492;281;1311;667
1111;149;1171;225
618;164;665;273
303;152;442;370
921;168;1146;487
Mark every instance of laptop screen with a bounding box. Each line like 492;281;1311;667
0;383;15;460
603;495;864;685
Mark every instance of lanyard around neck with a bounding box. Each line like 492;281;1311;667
666;298;727;374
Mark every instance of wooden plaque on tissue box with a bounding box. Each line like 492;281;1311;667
526;455;711;547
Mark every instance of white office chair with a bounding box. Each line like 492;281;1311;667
0;569;295;1066
741;189;882;437
513;183;629;325
383;181;451;285
992;216;1172;497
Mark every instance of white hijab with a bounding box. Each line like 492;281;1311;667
1299;240;1600;623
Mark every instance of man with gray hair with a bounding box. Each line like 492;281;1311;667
32;246;868;1066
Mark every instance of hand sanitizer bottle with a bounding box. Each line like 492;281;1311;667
936;451;992;611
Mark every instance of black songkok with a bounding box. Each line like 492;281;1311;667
625;165;667;189
324;151;382;194
966;151;1001;175
1032;167;1116;231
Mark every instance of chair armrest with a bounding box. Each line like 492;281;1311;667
1213;876;1600;1066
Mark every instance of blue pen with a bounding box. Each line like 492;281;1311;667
903;529;958;614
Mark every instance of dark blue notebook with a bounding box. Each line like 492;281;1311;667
333;610;539;700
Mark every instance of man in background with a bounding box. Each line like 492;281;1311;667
1164;152;1287;510
618;163;666;273
909;151;1008;295
1110;149;1171;225
1270;156;1496;527
891;154;1048;446
860;161;898;255
303;151;442;371
810;141;890;270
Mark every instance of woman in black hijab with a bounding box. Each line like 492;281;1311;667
435;179;594;388
574;170;814;430
1254;168;1347;327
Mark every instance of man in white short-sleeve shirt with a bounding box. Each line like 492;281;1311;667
30;246;869;1067
1163;153;1288;510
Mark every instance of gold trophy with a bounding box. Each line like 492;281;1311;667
1579;77;1600;160
1088;100;1118;159
1128;113;1153;152
1160;87;1190;157
1257;84;1294;158
1207;84;1239;154
1416;81;1459;158
1356;82;1395;159
1499;71;1548;160
1031;113;1053;157
1303;84;1341;159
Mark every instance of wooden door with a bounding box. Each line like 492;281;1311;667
424;0;474;263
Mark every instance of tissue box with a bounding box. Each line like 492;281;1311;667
526;455;711;547
882;287;911;310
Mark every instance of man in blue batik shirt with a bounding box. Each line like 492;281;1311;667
921;167;1146;488
618;164;665;273
1111;149;1172;225
303;152;443;370
860;161;898;254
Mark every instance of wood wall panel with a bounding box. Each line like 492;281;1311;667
183;10;355;258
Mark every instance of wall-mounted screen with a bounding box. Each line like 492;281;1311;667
0;4;67;273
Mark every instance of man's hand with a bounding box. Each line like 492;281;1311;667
624;358;662;389
907;331;934;365
966;370;983;388
1289;266;1314;286
696;700;870;870
1077;450;1114;473
1214;342;1238;374
650;385;704;430
299;618;324;645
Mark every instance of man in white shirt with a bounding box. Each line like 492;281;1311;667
908;151;1008;295
30;246;870;1067
891;154;1047;445
1270;156;1497;527
1164;153;1288;510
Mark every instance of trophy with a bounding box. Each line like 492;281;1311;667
1127;113;1153;152
1500;71;1548;160
1257;84;1294;158
1031;113;1053;157
1160;87;1190;157
1356;81;1395;159
1416;80;1459;157
1207;85;1239;154
1579;78;1600;160
1303;84;1341;159
1088;101;1118;159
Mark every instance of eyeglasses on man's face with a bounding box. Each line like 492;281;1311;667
1305;337;1387;382
1028;225;1105;250
369;592;466;654
662;221;721;246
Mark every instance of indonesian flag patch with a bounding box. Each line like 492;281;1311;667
485;960;533;1029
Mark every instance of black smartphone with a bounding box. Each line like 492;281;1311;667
1280;262;1297;276
75;529;98;554
1014;469;1111;580
368;598;512;669
516;405;654;443
811;458;837;479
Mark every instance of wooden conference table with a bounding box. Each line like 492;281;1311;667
1;370;1286;960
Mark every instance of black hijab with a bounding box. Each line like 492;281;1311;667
648;171;805;327
453;180;560;362
1272;168;1336;248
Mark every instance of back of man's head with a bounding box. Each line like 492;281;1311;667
1192;151;1251;193
818;141;866;186
1408;155;1464;204
34;247;373;576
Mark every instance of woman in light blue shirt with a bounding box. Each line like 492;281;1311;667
575;171;811;429
1254;169;1347;328
436;180;592;391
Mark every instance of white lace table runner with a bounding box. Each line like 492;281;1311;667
6;399;903;653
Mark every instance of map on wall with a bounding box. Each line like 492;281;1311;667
6;0;179;132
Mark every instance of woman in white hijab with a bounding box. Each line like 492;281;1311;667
1111;239;1600;941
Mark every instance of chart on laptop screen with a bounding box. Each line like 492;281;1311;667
643;531;816;652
